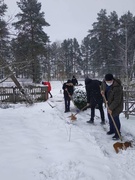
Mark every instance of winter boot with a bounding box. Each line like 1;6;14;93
112;134;119;140
100;121;105;125
87;119;94;124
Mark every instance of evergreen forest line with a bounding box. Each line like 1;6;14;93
0;0;135;85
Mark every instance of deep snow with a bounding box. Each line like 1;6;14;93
0;80;135;180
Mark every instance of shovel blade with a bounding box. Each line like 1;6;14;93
113;141;132;153
68;114;77;121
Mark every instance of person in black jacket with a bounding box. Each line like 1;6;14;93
72;76;78;86
62;80;74;113
85;77;105;124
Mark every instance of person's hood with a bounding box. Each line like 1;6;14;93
113;78;122;87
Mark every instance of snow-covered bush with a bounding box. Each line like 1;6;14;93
72;88;87;110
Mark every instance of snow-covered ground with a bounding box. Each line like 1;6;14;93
0;80;135;180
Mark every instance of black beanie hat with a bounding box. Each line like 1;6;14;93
67;79;71;83
105;74;114;81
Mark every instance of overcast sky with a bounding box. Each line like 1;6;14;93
4;0;135;43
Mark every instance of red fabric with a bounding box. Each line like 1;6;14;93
43;82;51;92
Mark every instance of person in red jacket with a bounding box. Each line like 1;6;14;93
42;81;53;98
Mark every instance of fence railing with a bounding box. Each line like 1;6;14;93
0;86;48;103
0;87;135;119
123;90;135;119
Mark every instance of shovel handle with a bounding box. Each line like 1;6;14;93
102;94;122;141
73;104;89;116
66;89;72;98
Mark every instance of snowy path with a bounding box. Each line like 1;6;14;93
0;84;135;180
51;92;135;180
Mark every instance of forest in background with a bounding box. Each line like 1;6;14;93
0;0;135;86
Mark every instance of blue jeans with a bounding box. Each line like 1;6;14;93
108;114;121;136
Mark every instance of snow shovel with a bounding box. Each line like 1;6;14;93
102;94;132;153
102;94;122;141
68;104;89;121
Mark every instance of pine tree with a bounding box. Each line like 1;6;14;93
61;38;81;79
88;9;114;76
0;0;10;79
49;42;65;81
87;9;125;77
11;0;50;83
80;36;91;76
107;11;121;76
119;11;135;80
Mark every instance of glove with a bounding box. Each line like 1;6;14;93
101;90;104;96
108;109;112;115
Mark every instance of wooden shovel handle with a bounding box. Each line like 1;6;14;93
102;94;122;141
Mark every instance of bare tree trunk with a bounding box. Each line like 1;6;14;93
129;50;135;81
0;57;33;104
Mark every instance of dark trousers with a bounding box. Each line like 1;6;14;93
108;114;121;136
64;96;70;111
91;102;105;122
48;92;52;98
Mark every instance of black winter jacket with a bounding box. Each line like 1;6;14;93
85;78;103;105
62;82;74;98
72;77;78;86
